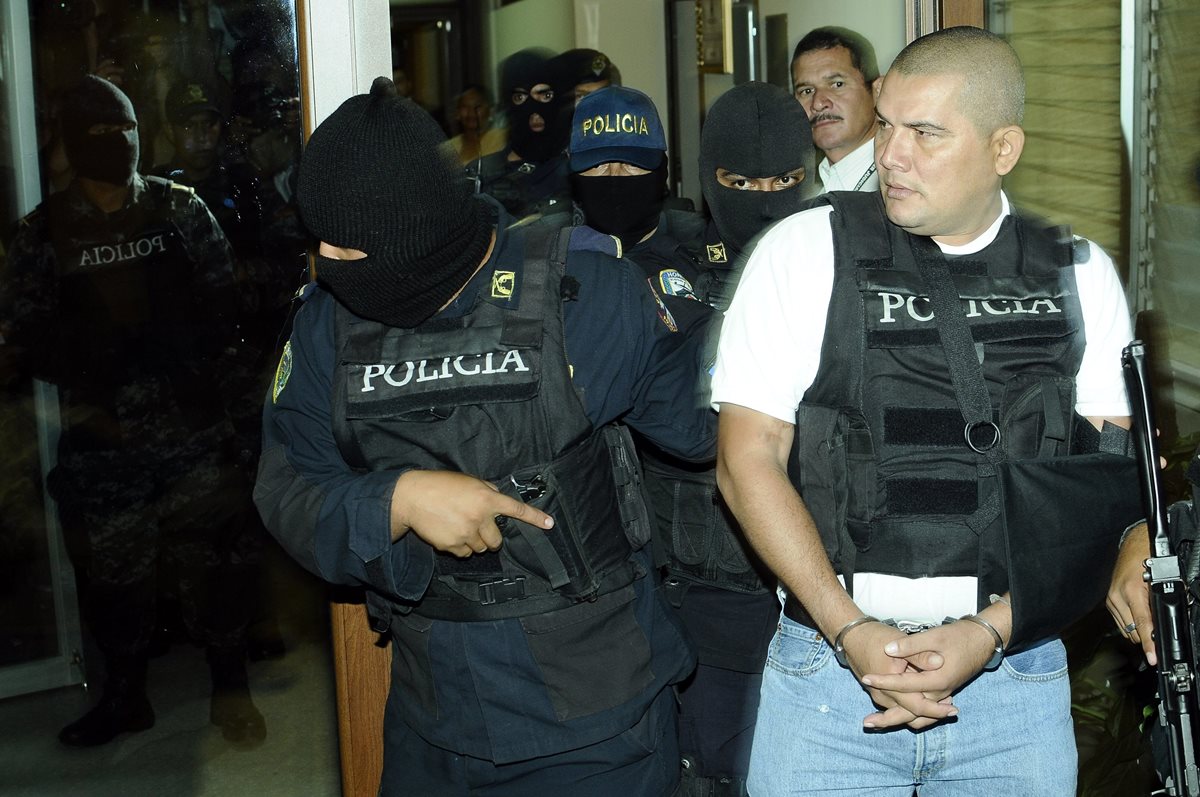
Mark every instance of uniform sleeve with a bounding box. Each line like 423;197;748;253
711;207;836;422
175;191;244;358
253;291;435;600
0;214;57;375
177;191;238;293
564;253;717;462
1072;240;1133;418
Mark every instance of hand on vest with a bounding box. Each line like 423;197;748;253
858;618;1005;729
389;470;555;557
1106;526;1156;666
843;622;958;731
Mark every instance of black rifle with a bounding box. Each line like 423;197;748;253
1122;339;1200;797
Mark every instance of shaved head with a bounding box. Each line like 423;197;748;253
890;26;1024;135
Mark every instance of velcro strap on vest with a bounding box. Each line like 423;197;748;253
884;407;980;447
886;477;978;516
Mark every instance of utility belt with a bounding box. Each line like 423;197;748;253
411;425;651;622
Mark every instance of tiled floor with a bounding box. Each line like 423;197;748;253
0;615;341;796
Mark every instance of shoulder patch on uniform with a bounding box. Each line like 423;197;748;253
706;243;727;263
658;268;698;300
491;270;515;299
272;340;293;403
646;279;678;333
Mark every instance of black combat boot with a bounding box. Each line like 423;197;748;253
208;645;266;747
59;655;155;747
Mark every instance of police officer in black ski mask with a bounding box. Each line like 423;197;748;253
60;73;141;186
474;48;573;219
568;86;716;335
697;81;813;309
4;75;262;749
568;86;669;254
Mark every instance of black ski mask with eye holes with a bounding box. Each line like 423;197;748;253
60;75;140;186
700;81;814;255
503;49;571;163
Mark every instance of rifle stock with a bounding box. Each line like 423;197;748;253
1122;340;1200;797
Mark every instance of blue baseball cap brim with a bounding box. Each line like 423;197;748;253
569;146;664;173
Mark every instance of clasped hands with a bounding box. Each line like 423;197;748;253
840;618;999;731
389;470;554;558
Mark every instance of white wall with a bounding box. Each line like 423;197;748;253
755;0;908;83
573;0;671;142
489;0;576;75
303;0;392;128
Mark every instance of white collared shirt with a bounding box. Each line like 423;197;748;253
713;191;1133;622
817;138;878;193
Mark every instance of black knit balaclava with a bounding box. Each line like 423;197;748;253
297;77;493;328
59;75;140;186
503;49;571;163
700;81;814;254
570;163;668;251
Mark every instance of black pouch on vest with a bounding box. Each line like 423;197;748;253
791;403;876;584
487;427;637;603
996;450;1140;650
604;424;654;552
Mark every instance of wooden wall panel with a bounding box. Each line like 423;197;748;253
940;0;984;29
331;598;391;797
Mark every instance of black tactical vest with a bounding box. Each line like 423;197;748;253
331;222;646;622
793;191;1086;587
45;178;197;387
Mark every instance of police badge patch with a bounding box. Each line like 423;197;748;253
658;269;697;300
646;280;678;332
491;270;515;299
272;341;293;403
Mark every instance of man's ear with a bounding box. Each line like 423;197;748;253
992;125;1025;176
870;75;883;101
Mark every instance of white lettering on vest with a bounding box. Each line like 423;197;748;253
1028;298;1062;314
453;355;480;376
981;301;1011;316
875;293;1064;323
907;296;934;322
879;292;905;323
384;363;413;387
416;360;441;382
76;234;167;268
362;364;385;392
498;349;529;372
361;350;531;393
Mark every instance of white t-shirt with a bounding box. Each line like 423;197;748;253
711;192;1133;621
818;138;879;193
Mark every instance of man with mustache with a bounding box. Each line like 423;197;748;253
715;27;1134;794
791;26;881;193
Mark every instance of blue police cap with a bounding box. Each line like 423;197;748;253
569;86;666;172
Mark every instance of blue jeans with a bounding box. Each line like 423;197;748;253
747;616;1076;796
